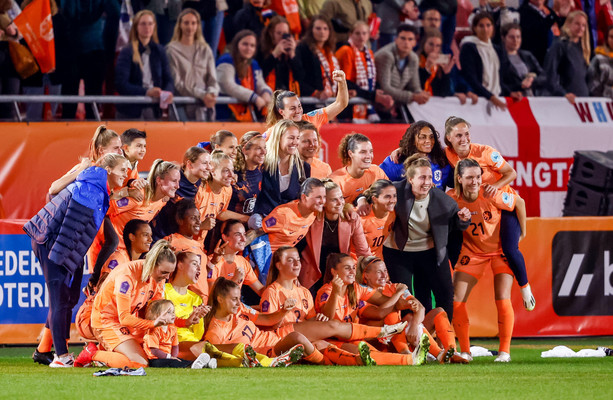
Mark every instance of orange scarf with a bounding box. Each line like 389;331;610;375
419;54;438;95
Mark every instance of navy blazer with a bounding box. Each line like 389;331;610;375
390;180;469;267
459;41;504;99
115;41;174;118
254;161;311;217
500;48;546;95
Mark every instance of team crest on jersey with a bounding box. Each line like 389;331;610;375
265;217;277;227
483;211;492;221
320;293;329;302
261;300;270;313
117;197;129;207
434;170;442;182
108;260;119;270
491;151;503;168
119;281;130;294
306;109;324;116
460;255;470;265
501;192;514;207
357;300;366;309
302;299;309;310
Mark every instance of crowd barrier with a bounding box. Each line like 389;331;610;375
1;216;612;344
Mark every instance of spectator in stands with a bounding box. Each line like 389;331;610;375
183;0;225;58
377;0;420;49
232;0;277;44
375;24;429;119
422;8;462;63
519;0;561;65
0;0;19;120
459;12;506;110
252;119;311;221
295;15;340;106
419;29;464;100
499;23;546;100
222;0;246;47
258;16;303;93
419;0;458;54
298;0;325;21
319;0;372;44
115;10;174;120
542;10;590;103
166;8;219;121
336;21;394;123
588;24;613;98
145;0;181;45
216;29;272;122
470;0;520;44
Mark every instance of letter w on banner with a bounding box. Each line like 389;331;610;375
13;0;55;73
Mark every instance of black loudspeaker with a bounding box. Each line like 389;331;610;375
563;181;607;216
570;151;613;189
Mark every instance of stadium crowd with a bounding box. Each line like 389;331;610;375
1;0;613;121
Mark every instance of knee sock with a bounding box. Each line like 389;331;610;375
370;350;411;366
433;311;456;351
391;332;410;353
321;345;361;366
92;350;147;369
422;326;442;356
453;301;470;353
349;324;384;341
495;299;514;354
37;327;53;353
303;348;327;365
203;344;243;368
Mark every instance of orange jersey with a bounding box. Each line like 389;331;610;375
143;325;178;359
91;260;163;336
194;183;231;242
329;165;388;204
447;188;516;255
303;108;329;130
102;248;131;276
360;210;395;258
164;233;207;260
204;313;283;349
261;200;316;253
109;194;166;249
315;282;376;323
260;281;316;326
307;157;332;179
208;256;259;288
445;144;516;194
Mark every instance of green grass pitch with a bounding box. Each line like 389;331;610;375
1;337;612;400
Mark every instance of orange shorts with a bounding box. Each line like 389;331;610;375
454;251;513;280
93;325;144;351
252;324;295;356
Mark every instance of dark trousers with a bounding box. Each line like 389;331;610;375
32;240;84;355
149;358;193;368
90;217;119;287
61;50;106;119
383;246;454;321
500;209;528;286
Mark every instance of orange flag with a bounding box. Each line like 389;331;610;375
13;0;55;73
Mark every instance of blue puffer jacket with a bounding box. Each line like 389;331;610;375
23;167;110;276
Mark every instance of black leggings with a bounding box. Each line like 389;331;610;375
383;246;454;321
500;210;528;287
148;358;193;368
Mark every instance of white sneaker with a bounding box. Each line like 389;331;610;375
378;321;408;338
49;353;74;368
521;284;536;311
191;353;213;369
494;351;511;362
459;352;473;362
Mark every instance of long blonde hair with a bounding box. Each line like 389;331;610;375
130;10;159;68
141;240;176;282
145;159;180;203
207;150;233;183
170;8;206;45
88;125;119;162
264;119;305;180
561;10;591;65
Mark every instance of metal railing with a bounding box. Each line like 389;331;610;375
0;95;385;122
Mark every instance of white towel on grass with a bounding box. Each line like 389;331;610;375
540;346;607;358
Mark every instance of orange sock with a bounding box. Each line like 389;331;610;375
322;345;361;366
303;348;326;365
423;327;442;356
453;301;470;353
93;350;147;369
495;299;514;354
37;327;53;353
433;311;456;350
349;324;383;341
370;350;411;365
391;331;410;353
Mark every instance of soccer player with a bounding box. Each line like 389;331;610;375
329;133;388;213
444;116;534;311
360;180;396;259
230;131;266;215
447;158;525;362
75;240;177;368
296;121;332;179
102;219;153;276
